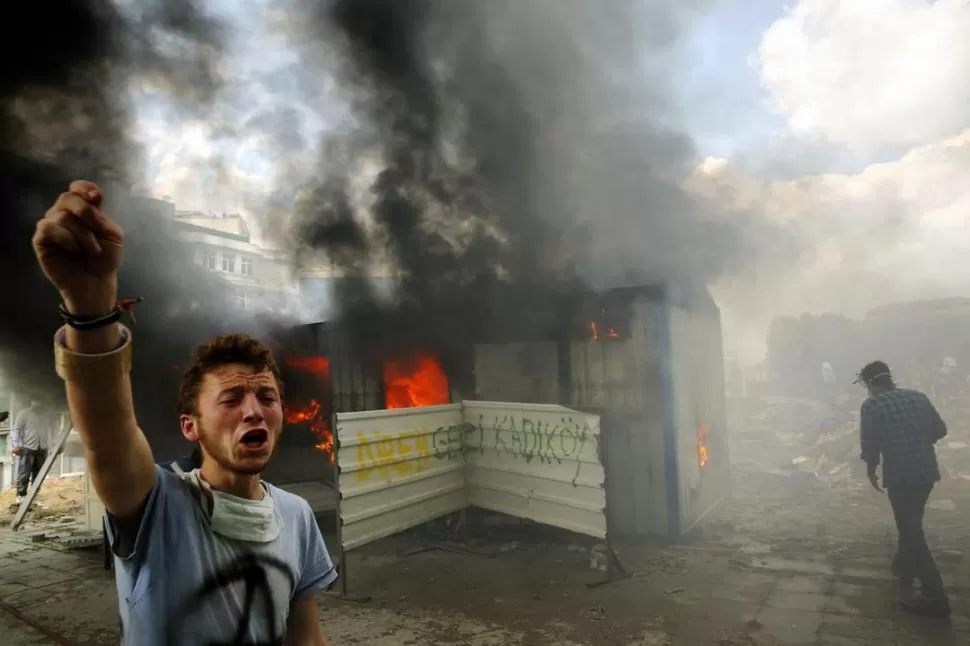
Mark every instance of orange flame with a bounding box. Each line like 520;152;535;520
589;308;619;341
283;355;334;462
383;355;450;409
697;422;710;468
286;356;331;379
283;400;334;460
588;321;619;341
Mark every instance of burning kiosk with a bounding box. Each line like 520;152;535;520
280;282;729;541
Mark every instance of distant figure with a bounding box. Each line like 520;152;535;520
941;356;957;374
856;361;950;617
11;399;51;504
821;361;836;385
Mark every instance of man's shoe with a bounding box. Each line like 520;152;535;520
15;495;23;505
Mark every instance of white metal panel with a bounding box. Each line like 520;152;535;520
336;404;468;551
668;304;728;535
462;401;607;539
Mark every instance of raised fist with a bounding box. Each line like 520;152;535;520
32;181;125;316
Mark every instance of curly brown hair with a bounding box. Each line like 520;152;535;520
177;333;284;416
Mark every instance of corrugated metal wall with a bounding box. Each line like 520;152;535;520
569;299;670;538
335;404;468;551
666;302;730;535
463;401;607;539
334;401;607;551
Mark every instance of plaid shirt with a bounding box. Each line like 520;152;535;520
860;387;946;486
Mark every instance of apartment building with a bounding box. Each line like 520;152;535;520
170;208;298;314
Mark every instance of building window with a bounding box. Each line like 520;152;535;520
240;256;253;276
222;253;236;273
201;251;216;270
236;292;249;309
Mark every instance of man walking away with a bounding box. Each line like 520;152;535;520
11;399;50;504
857;361;950;617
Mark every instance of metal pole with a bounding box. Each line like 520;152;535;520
331;411;348;597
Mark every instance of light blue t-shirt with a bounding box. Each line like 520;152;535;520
106;466;337;645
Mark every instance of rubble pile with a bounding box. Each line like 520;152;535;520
731;395;970;488
729;396;863;487
790;419;861;486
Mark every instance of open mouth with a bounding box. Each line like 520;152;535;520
239;429;269;449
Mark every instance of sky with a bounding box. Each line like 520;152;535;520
679;0;792;162
135;0;970;363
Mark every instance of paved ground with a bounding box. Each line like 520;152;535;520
2;396;969;644
2;497;968;644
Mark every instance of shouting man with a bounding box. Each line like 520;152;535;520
33;181;336;644
857;360;949;617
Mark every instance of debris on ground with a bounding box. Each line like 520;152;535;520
730;395;970;491
729;396;861;487
0;475;84;525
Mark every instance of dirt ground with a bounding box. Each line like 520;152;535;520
0;476;83;524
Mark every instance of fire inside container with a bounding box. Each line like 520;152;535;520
280;325;451;465
283;356;334;460
383;355;450;409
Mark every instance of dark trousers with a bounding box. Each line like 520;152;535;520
16;448;48;497
888;483;945;597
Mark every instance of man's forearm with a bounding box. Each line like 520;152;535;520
62;322;135;454
61;322;156;517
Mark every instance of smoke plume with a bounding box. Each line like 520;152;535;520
0;0;788;448
278;0;775;367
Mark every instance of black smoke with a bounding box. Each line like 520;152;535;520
278;0;767;369
0;1;259;455
0;0;787;450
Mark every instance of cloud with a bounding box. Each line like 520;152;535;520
756;0;970;152
692;129;970;361
143;120;269;215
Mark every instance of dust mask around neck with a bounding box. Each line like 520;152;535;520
176;467;283;543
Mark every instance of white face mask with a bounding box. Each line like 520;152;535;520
177;468;283;543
